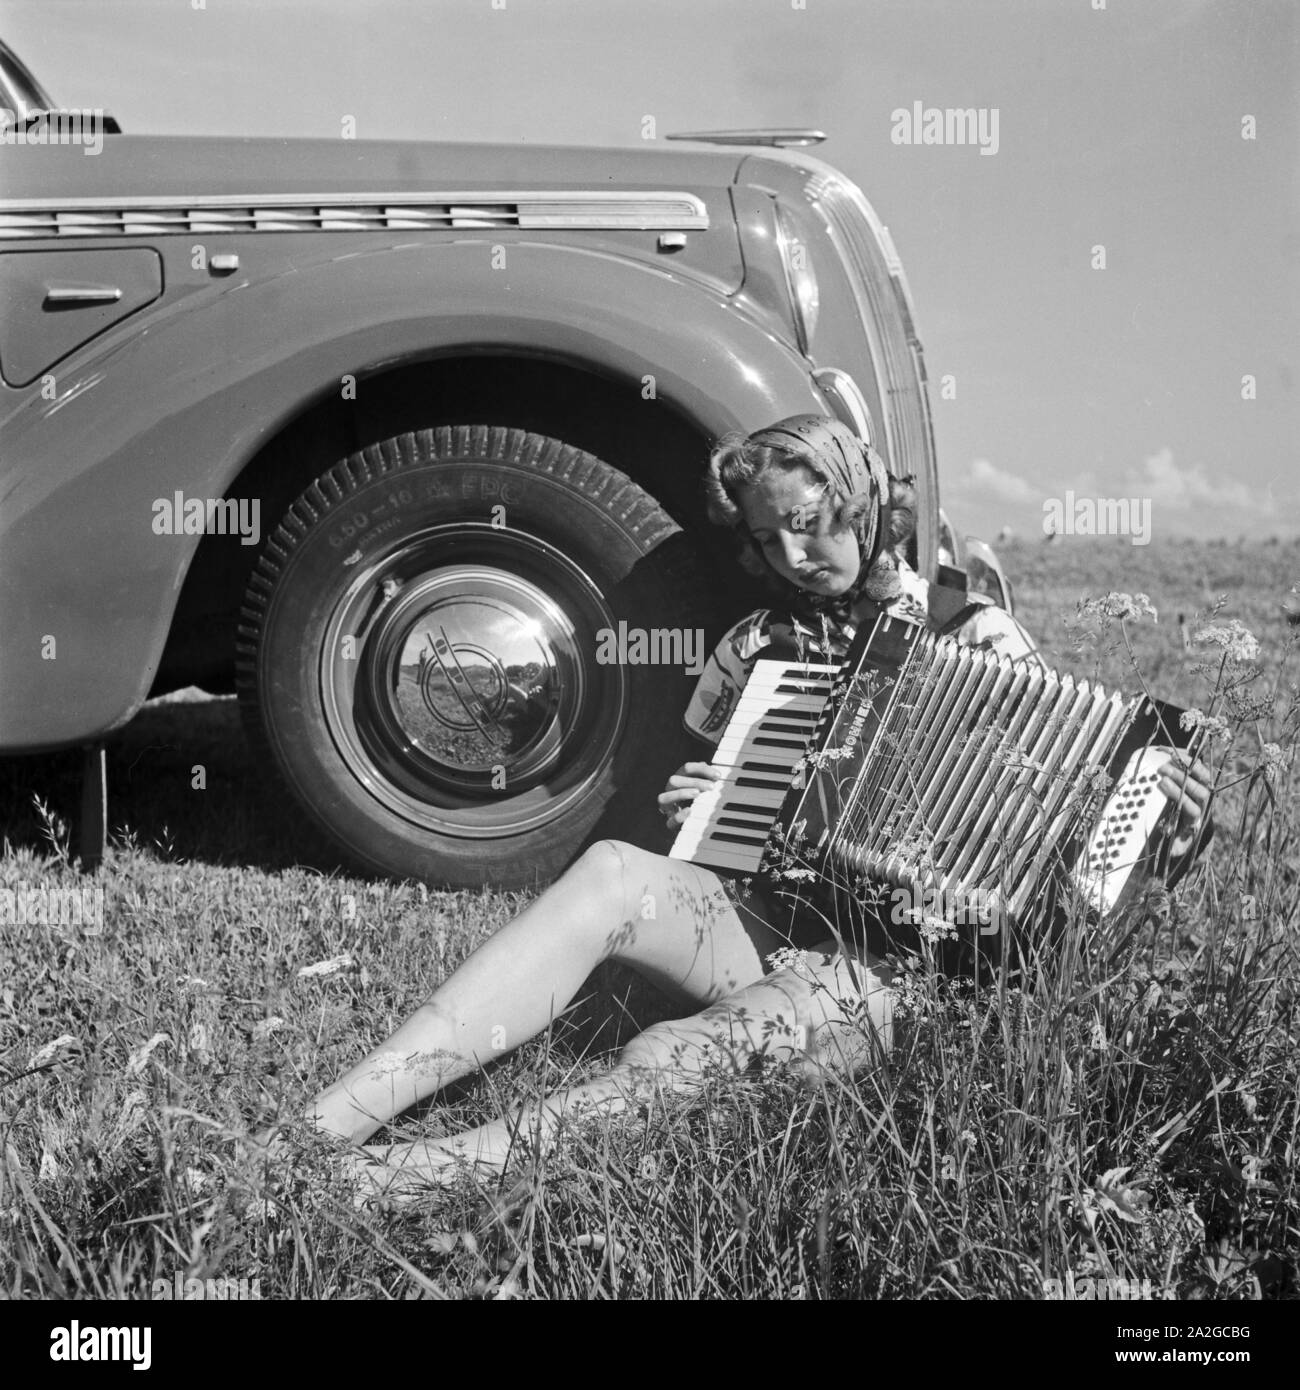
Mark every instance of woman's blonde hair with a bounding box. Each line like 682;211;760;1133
704;428;918;602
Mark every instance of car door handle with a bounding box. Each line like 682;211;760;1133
43;284;124;306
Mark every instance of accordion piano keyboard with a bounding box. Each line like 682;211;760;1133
668;658;838;873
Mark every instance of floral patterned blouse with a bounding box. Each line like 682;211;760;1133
683;558;1039;746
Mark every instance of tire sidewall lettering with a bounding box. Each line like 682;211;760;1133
458;471;524;505
324;469;529;551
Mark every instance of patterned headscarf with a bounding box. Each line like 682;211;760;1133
745;415;896;618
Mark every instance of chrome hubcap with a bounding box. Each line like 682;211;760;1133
319;524;626;838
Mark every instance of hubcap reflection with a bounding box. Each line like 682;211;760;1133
318;526;627;838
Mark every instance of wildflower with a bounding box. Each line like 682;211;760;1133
1078;592;1158;623
252;1016;286;1041
1259;742;1290;786
917;914;957;944
367;1050;412;1077
802;746;851;769
1179;708;1232;743
1077;763;1113;799
1192;619;1260;663
780;867;817;882
402;1048;465;1079
766;946;811;977
297;952;355;979
960;1130;977;1150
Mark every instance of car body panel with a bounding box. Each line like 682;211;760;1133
0;135;748;299
0;232;830;750
0;133;747;204
0;246;164;384
0;111;957;755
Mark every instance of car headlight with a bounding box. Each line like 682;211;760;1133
775;201;820;354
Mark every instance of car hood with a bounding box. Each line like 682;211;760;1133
0;134;747;201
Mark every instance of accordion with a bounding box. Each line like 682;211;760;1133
670;611;1193;937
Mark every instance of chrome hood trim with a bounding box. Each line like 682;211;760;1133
0;189;709;239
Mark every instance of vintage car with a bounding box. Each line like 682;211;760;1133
0;41;1010;887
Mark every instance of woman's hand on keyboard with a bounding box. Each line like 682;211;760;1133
659;762;723;831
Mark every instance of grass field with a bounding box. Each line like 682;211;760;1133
2;536;1296;1300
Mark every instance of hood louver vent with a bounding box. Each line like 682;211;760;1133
0;191;708;240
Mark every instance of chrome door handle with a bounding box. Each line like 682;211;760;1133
44;284;124;305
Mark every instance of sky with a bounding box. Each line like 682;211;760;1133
4;0;1296;542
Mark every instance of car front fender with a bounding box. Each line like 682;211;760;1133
0;238;828;750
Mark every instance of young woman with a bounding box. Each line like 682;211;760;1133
305;415;1213;1197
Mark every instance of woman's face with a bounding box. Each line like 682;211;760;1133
737;465;862;596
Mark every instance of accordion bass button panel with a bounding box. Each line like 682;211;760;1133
1073;745;1172;914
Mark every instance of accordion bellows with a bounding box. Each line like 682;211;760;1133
671;613;1191;933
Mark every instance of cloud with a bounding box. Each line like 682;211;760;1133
943;448;1286;542
1125;447;1256;511
964;456;1037;503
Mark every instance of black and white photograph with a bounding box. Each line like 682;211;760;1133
0;0;1295;1331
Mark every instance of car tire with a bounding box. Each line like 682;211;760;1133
236;426;707;888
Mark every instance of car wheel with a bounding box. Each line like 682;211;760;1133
236;426;706;888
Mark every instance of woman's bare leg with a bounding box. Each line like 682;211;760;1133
309;841;793;1145
356;940;893;1196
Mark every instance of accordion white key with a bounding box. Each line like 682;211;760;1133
671;612;1194;933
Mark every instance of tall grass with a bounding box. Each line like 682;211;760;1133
1;538;1296;1299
